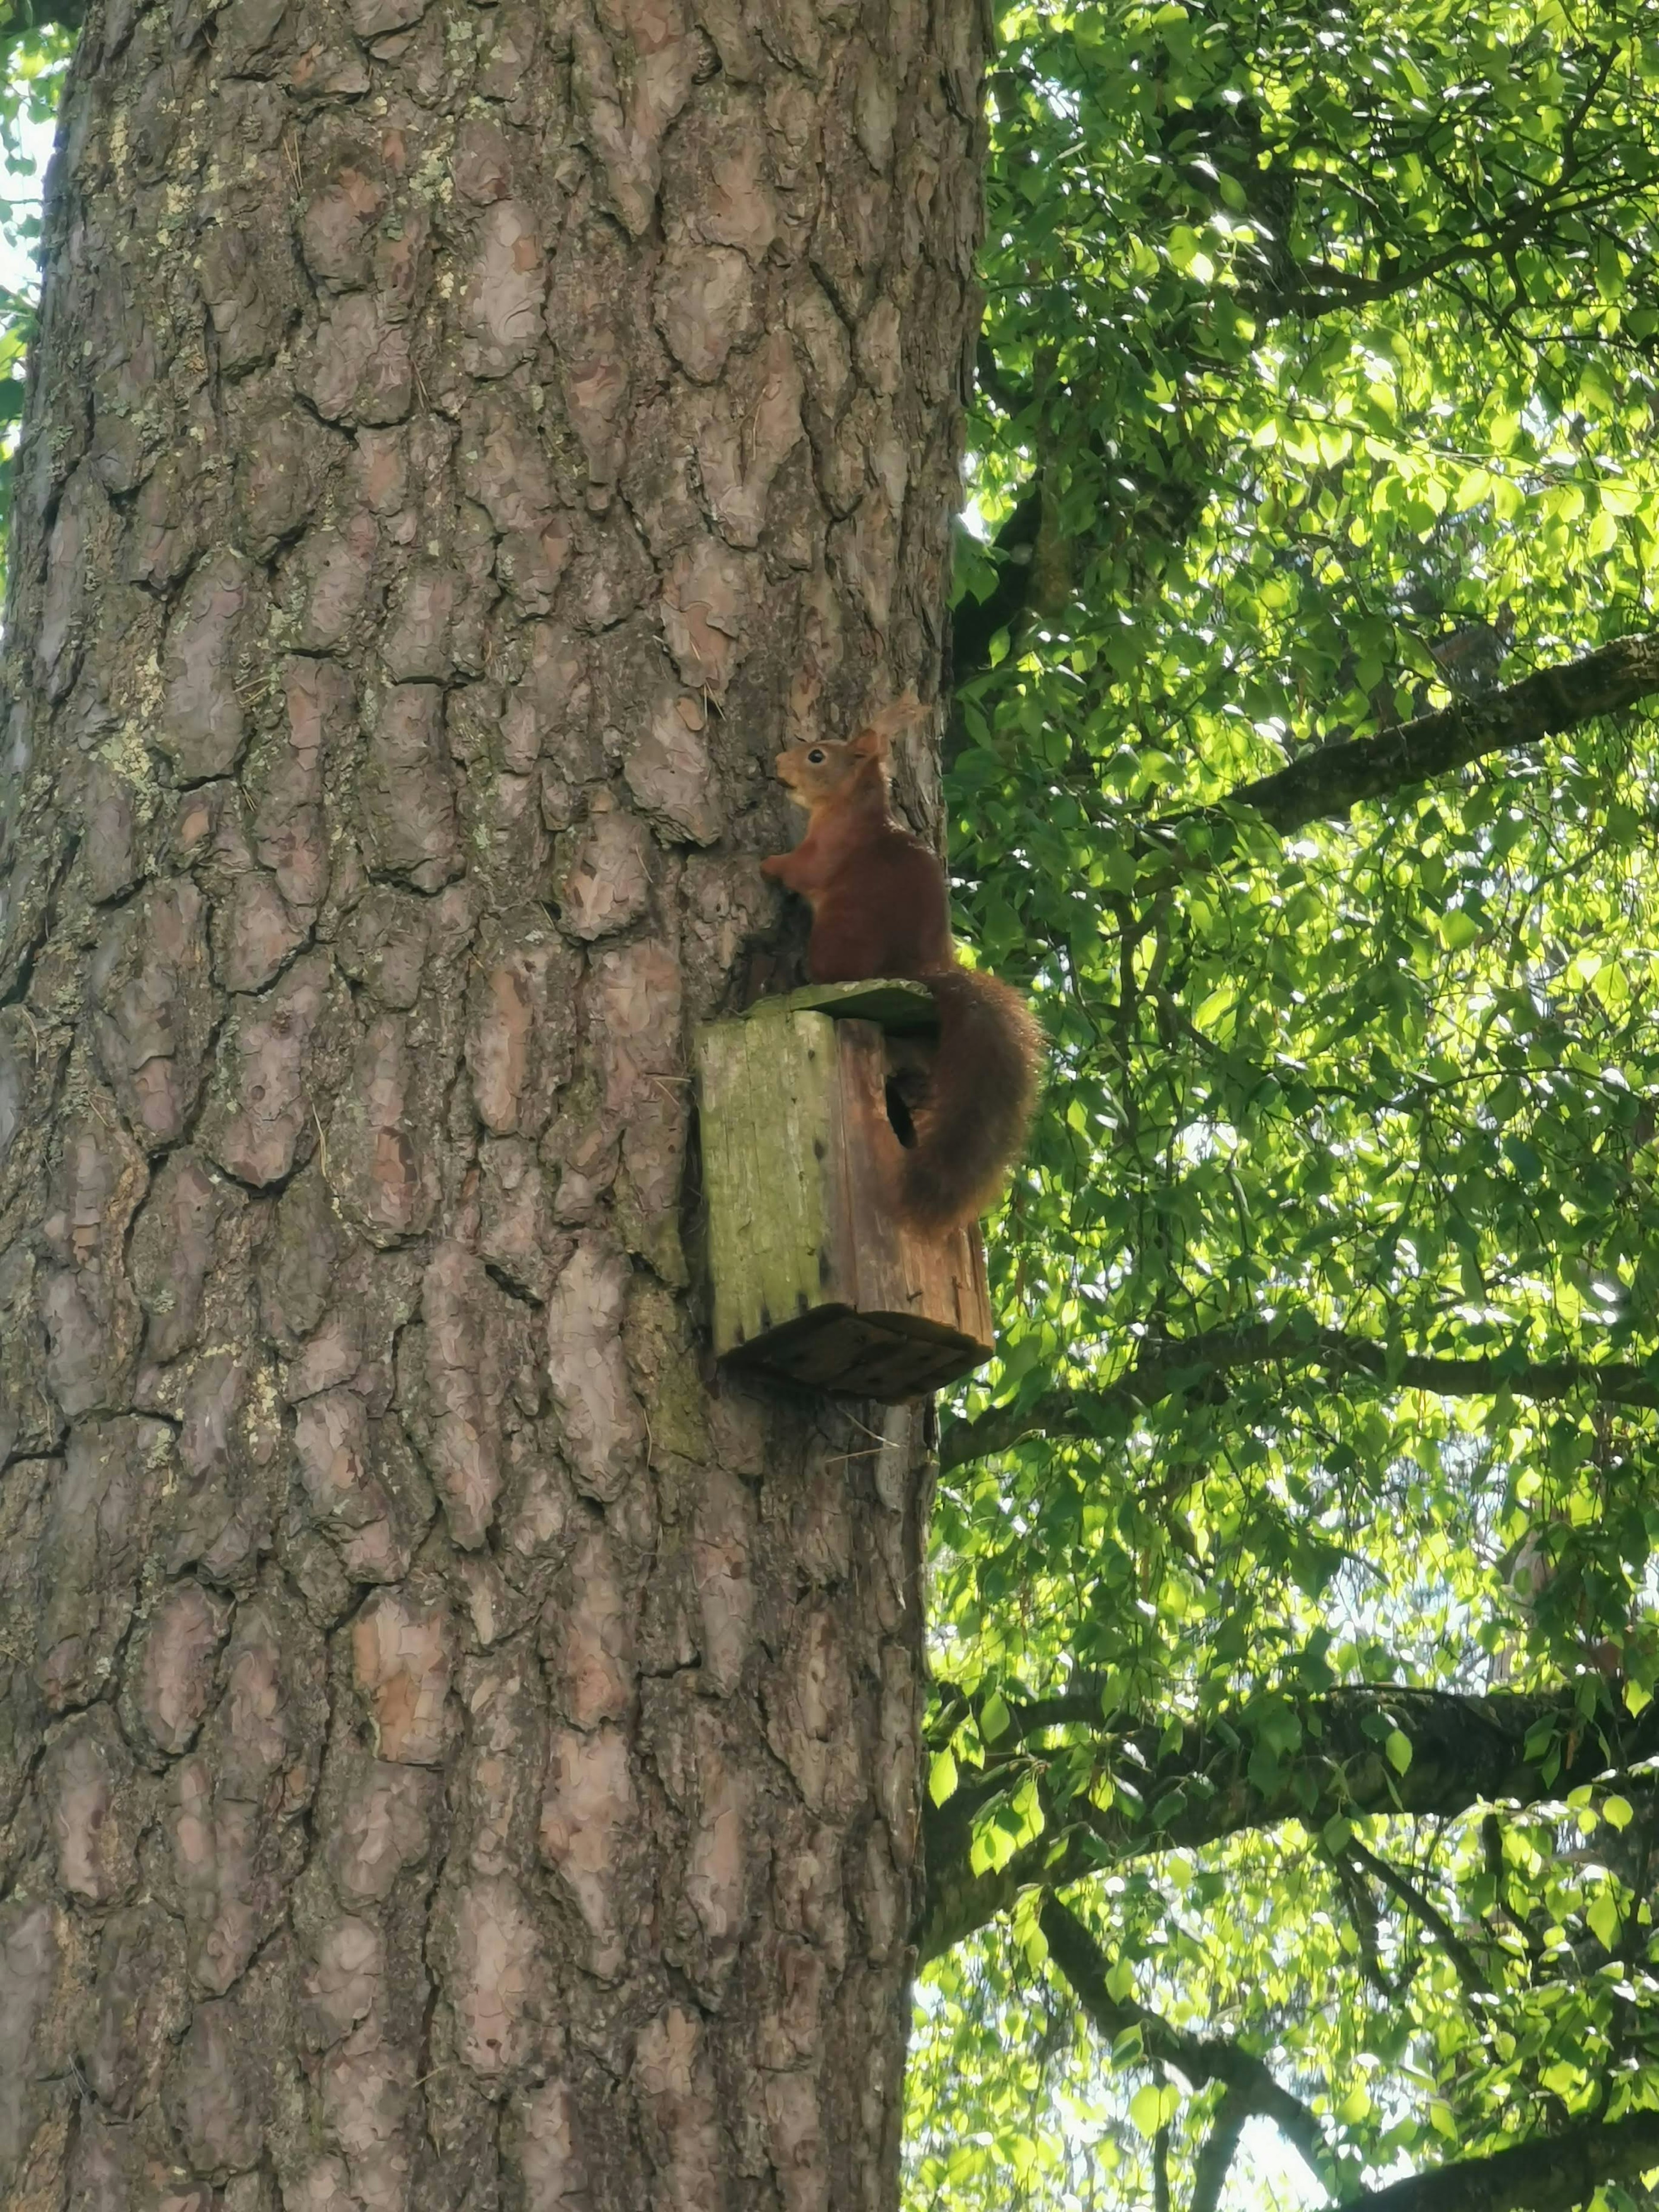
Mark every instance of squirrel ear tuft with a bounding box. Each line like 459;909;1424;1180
849;692;930;757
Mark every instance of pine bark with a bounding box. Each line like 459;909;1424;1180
0;0;986;2199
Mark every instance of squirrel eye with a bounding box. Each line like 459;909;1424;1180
807;748;826;763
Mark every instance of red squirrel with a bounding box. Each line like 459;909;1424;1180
761;697;1040;1233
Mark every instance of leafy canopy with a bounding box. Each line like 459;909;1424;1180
915;0;1659;2204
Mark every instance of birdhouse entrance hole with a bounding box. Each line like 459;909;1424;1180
694;981;995;1402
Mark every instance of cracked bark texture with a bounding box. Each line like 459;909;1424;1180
0;0;986;2199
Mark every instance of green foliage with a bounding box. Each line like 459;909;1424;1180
916;0;1659;2202
0;10;74;595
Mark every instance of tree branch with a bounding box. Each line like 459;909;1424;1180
939;1320;1659;1473
1331;1849;1400;2000
1348;2109;1659;2212
1342;1837;1491;1996
1154;2104;1173;2212
947;483;1044;690
923;1682;1659;1961
1263;174;1638;322
1189;2087;1253;2212
1217;629;1659;836
948;538;1656;815
1039;1895;1335;2193
1180;2053;1659;2212
1044;1894;1659;2212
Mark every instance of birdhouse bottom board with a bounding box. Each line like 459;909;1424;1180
695;985;995;1402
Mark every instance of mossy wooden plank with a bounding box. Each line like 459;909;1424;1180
753;1009;830;1334
696;1006;843;1357
698;992;995;1399
772;979;939;1032
696;1017;779;1354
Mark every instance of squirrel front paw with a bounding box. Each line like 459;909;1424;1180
760;853;788;882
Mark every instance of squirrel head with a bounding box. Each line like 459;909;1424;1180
774;695;928;806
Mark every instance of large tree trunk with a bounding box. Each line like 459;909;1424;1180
0;0;985;2198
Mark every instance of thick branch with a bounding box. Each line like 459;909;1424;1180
1263;177;1634;323
939;1321;1659;1473
1039;1896;1334;2192
1189;2089;1253;2212
1218;629;1659;836
950;572;1655;828
923;1682;1659;1962
1350;2110;1659;2212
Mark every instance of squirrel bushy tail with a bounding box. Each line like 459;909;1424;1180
900;968;1041;1233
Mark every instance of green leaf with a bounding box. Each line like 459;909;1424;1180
1248;1742;1282;1794
1129;2083;1180;2136
1166;224;1203;272
1338;2082;1373;2125
1588;1891;1622;1950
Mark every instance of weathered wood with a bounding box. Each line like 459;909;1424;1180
696;998;995;1401
697;998;841;1355
836;1018;994;1387
783;978;941;1031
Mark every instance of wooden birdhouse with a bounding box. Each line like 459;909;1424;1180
695;980;995;1401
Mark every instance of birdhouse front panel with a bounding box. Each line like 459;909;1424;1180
695;988;995;1402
